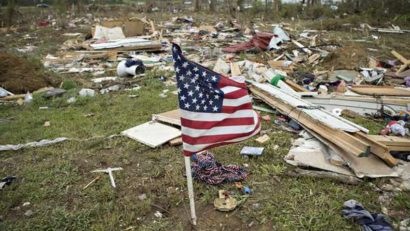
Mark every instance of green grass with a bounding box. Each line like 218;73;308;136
0;82;401;230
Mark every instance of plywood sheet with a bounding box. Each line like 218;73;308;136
121;121;181;148
152;109;181;126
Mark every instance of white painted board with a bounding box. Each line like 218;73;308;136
121;121;181;148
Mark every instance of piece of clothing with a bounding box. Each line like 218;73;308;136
191;152;247;185
222;32;275;53
342;199;393;231
172;43;260;156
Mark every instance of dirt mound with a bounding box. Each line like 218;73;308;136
0;52;59;94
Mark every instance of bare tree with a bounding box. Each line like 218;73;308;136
210;0;216;12
194;0;200;11
273;0;282;12
237;0;244;11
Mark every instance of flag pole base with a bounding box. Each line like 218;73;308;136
184;156;197;226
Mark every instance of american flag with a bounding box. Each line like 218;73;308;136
172;43;261;156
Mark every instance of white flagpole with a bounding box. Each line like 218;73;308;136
184;156;197;225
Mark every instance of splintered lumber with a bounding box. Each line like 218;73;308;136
350;85;410;97
287;168;362;185
391;50;410;74
250;83;398;166
353;132;398;166
368;135;410;152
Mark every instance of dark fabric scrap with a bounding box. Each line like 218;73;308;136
342;199;393;231
191;152;247;185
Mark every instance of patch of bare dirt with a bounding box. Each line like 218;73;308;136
321;43;369;70
0;52;59;94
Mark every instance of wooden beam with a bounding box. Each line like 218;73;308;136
353;132;398;166
284;79;308;92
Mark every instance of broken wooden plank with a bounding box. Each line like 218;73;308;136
291;40;312;55
369;135;410;147
353;132;398;166
350;85;410;97
284;79;308;92
169;137;183;146
152;109;181;126
391;50;410;74
250;86;371;158
230;62;241;76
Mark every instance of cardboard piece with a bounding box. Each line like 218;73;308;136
255;134;270;144
94;18;145;37
121;121;181;148
93;25;125;40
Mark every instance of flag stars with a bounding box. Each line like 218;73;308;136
186;70;192;76
179;75;185;81
177;88;182;94
195;85;200;91
184;103;190;109
201;99;206;104
182;62;189;68
203;105;208;110
190;78;196;84
192;98;198;104
199;92;203;98
181;95;186;101
211;76;217;82
188;90;194;96
213;106;218;111
214;95;220;99
209;100;214;105
175;67;180;73
202;71;207;77
184;83;189;89
193;67;199;72
196;105;200;110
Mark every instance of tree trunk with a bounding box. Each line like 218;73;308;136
274;0;281;12
210;0;216;12
237;0;244;11
194;0;200;11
